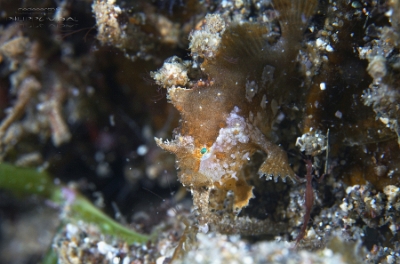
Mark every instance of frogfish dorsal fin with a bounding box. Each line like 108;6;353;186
273;0;318;41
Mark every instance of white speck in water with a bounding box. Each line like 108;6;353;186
320;82;326;90
276;112;285;123
71;87;80;96
86;86;95;96
95;151;105;162
137;145;148;156
109;115;115;126
335;110;342;119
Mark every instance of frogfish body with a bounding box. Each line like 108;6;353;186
152;0;317;232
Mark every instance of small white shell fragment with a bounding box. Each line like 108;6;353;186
199;223;209;233
316;38;325;47
97;241;115;255
156;256;167;264
383;185;400;203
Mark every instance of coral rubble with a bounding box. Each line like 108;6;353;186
0;0;400;263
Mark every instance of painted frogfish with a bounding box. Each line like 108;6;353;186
151;0;318;234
